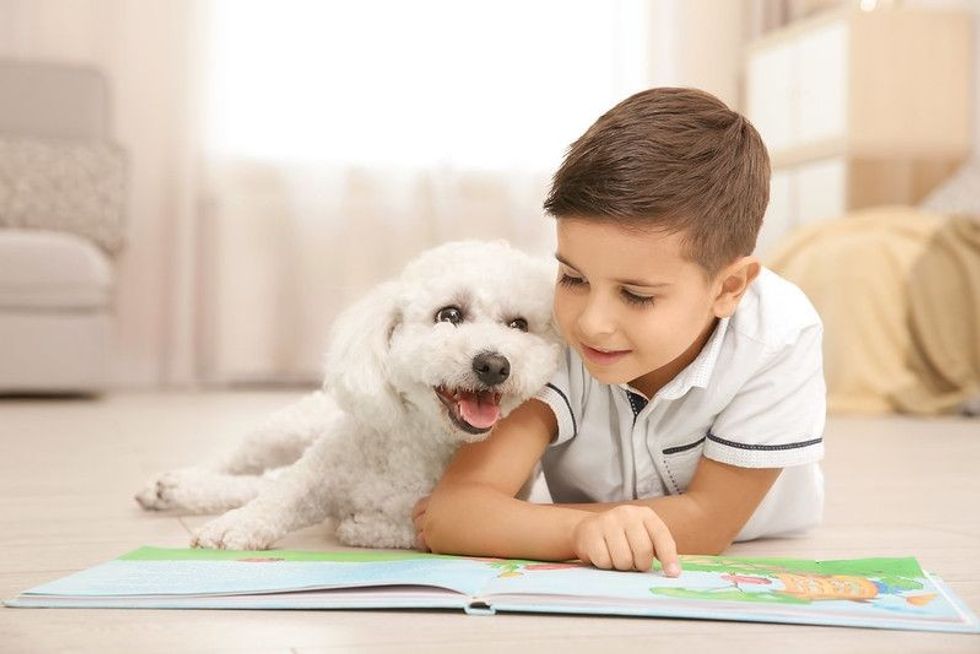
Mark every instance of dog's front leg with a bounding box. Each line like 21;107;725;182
190;428;342;550
134;468;271;514
215;391;340;475
135;392;340;513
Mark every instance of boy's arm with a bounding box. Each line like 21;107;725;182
422;398;590;561
424;391;780;557
421;399;681;569
556;458;782;554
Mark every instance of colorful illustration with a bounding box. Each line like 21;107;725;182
644;555;937;608
5;547;978;634
472;557;587;578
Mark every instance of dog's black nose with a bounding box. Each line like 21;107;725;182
472;352;510;386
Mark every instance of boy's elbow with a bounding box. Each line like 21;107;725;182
700;537;733;556
678;521;732;556
683;494;742;556
705;524;743;555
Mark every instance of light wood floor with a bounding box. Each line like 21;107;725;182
1;391;978;653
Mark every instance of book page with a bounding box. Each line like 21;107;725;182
475;555;979;631
20;547;496;599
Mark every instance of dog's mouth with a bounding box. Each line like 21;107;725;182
434;386;503;435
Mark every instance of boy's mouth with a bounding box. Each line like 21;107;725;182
434;386;503;434
581;343;631;365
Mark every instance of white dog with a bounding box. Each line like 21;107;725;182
135;240;560;550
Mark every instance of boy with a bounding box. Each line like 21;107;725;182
416;88;825;577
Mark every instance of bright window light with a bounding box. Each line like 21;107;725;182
203;0;651;171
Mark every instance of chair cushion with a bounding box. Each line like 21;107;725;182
0;136;126;254
0;229;112;309
0;60;109;140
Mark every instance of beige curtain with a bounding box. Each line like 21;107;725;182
1;0;747;388
201;161;555;383
190;0;660;385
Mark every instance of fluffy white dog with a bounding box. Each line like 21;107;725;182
135;240;560;550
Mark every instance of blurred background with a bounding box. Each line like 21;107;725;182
0;0;977;416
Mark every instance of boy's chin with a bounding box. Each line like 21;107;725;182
581;361;628;384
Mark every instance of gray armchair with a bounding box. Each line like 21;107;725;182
0;60;126;394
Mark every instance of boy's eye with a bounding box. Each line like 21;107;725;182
558;273;586;288
621;289;655;307
559;273;654;307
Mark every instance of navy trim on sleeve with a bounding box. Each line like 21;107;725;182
546;382;577;437
707;432;822;451
662;437;706;455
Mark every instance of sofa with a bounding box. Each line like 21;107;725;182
0;60;125;394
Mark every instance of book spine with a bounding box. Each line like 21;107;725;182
464;600;496;616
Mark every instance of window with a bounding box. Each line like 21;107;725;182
203;0;651;171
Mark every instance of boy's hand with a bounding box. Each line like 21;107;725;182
412;495;430;552
571;505;681;576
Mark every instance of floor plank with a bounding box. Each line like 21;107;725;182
1;391;978;652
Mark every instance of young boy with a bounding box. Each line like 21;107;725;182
416;87;825;577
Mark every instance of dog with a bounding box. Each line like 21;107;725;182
135;240;560;550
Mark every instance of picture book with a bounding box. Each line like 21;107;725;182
5;547;979;634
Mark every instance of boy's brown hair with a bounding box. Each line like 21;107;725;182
544;87;770;277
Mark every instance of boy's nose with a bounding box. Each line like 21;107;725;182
576;297;617;341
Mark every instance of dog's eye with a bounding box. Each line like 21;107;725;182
507;317;528;332
435;306;464;326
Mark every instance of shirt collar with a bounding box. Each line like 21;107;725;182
620;316;730;401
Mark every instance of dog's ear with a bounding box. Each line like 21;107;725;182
323;280;404;431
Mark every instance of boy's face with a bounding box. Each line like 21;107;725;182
553;218;727;397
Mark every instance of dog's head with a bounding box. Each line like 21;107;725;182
324;240;560;442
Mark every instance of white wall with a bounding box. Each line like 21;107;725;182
648;0;744;109
907;0;978;157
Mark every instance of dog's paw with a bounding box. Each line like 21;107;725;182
134;468;209;511
190;509;278;551
134;471;183;511
336;514;415;549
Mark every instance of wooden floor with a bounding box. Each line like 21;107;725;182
1;391;978;653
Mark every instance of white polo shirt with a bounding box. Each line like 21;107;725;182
533;267;826;541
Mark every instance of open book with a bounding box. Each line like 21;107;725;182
5;547;978;633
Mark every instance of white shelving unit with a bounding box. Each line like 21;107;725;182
743;7;973;255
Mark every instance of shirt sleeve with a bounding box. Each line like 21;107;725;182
533;346;586;447
706;323;826;468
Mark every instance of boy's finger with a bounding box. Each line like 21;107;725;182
624;521;655;571
588;539;613;570
412;496;429;519
603;530;634;571
644;514;680;576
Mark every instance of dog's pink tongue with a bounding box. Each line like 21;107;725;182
457;391;500;429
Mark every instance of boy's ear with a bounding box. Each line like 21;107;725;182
712;256;760;318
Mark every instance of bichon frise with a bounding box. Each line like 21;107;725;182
135;240;560;550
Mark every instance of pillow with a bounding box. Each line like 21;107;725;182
920;157;980;218
0;135;126;254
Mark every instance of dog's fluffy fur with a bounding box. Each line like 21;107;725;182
135;240;560;550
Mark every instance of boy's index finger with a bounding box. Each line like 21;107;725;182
642;513;681;576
